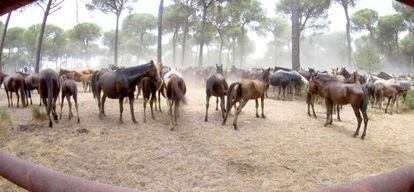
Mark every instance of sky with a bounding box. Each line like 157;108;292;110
0;0;397;59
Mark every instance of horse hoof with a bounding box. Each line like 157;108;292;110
337;118;342;122
204;118;208;122
233;126;238;130
170;125;175;131
77;119;80;123
324;123;329;127
261;115;266;118
256;114;260;118
361;135;366;140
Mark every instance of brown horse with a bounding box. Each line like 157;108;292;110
24;74;39;105
74;72;92;92
59;76;80;123
3;72;26;107
309;74;369;139
222;68;270;130
374;83;406;114
38;69;61;127
91;61;159;124
140;77;159;122
163;69;186;130
205;64;228;122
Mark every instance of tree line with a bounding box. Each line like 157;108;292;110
0;0;413;74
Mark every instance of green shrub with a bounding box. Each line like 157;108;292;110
404;90;414;109
31;106;47;121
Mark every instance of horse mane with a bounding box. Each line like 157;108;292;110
119;61;155;82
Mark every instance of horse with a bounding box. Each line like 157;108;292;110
156;62;170;112
23;74;39;105
338;67;351;79
309;74;369;139
222;68;270;130
38;69;61;127
140;77;159;123
91;60;159;124
3;72;27;107
59;75;80;123
269;70;307;101
205;64;228;122
374;83;406;114
74;71;92;92
108;64;119;71
162;69;186;130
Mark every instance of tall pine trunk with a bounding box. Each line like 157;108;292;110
114;12;120;66
181;3;190;67
291;0;300;71
172;31;177;66
198;4;207;67
344;5;352;68
0;11;11;71
157;0;164;63
35;0;53;73
239;27;245;68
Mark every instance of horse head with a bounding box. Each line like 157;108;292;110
216;64;224;75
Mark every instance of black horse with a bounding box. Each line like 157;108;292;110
205;64;228;122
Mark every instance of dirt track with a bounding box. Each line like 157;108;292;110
1;81;414;191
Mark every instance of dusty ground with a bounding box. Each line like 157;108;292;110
1;81;414;192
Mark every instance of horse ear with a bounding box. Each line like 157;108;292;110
150;60;154;65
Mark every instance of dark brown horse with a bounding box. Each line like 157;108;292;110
91;61;159;123
59;76;80;123
24;74;39;105
309;74;369;139
205;64;228;122
140;77;159;122
222;68;270;130
38;69;61;127
3;72;26;107
163;69;186;130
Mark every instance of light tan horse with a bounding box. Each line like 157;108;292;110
222;68;270;130
162;69;186;130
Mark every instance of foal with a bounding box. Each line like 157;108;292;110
205;64;228;122
222;68;270;130
59;75;80;123
163;69;186;130
140;77;158;122
3;72;26;107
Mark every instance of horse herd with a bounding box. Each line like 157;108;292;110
0;63;413;139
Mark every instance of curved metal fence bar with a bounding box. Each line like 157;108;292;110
0;152;137;192
310;164;414;192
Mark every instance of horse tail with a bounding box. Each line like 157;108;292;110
171;78;186;104
91;70;99;98
46;74;53;116
226;82;241;113
361;86;369;113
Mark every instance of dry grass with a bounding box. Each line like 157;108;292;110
1;82;414;191
0;106;11;141
31;105;47;121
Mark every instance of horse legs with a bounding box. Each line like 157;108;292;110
174;100;179;126
118;97;124;124
59;93;65;120
336;105;341;121
324;99;333;126
67;95;73;120
143;97;147;123
220;95;226;120
352;105;363;138
255;99;259;118
150;94;155;119
168;100;174;130
261;96;265;118
96;90;102;119
311;95;317;118
361;109;369;139
73;94;80;123
233;99;248;130
292;85;296;101
385;97;391;114
129;96;137;124
5;89;10;107
16;92;20;108
215;97;219;111
101;95;106;116
157;90;162;112
205;95;210;122
52;96;58;122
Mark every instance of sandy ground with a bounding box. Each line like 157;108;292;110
1;81;414;192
